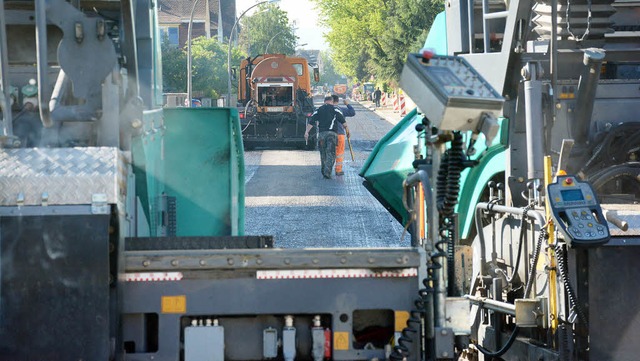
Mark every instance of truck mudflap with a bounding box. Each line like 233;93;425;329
0;208;112;361
122;247;426;360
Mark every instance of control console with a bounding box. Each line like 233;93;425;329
547;175;610;247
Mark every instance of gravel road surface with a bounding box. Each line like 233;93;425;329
244;102;408;248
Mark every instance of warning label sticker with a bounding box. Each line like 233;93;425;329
334;332;350;350
161;295;187;314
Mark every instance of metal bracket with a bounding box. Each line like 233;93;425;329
91;193;109;214
435;327;455;359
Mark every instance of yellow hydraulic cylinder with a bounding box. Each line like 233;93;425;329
544;156;559;332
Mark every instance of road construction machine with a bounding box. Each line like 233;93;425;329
2;0;639;359
0;2;423;361
361;0;640;358
237;54;318;149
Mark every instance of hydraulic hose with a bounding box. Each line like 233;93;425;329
474;326;521;358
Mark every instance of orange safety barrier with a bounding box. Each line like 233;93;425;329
400;95;407;116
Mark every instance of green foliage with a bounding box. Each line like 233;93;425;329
161;37;246;99
312;0;441;85
238;4;298;56
319;51;346;87
161;39;187;93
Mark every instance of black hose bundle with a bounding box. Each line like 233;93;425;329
390;132;468;361
437;132;465;295
555;244;589;325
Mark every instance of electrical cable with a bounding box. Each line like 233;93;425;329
555;244;588;325
524;226;548;298
501;204;533;284
391;132;467;361
474;326;521;358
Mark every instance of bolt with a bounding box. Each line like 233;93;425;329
142;260;150;267
340;257;347;264
227;258;234;265
312;258;319;264
441;329;448;336
256;258;263;265
368;257;375;264
284;258;291;265
442;352;449;357
171;259;179;267
199;259;206;266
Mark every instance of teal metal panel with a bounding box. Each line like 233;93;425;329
424;12;448;55
455;118;508;240
360;108;421;225
361;111;508;237
132;109;166;236
163;108;244;236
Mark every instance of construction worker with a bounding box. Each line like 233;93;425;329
332;95;355;176
305;96;348;179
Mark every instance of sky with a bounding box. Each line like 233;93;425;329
236;0;328;50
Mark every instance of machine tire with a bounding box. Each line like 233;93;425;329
589;162;640;203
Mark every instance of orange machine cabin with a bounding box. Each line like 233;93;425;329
237;54;312;109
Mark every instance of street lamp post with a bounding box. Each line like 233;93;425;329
186;0;202;107
265;30;286;54
227;0;279;107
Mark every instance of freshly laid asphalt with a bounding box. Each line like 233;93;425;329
243;101;410;248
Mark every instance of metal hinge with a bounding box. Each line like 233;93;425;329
92;193;109;214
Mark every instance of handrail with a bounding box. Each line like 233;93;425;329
35;0;53;128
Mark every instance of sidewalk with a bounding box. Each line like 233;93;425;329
356;99;408;126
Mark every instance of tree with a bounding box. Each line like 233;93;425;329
312;0;441;85
161;37;246;99
319;51;344;87
161;39;187;93
238;3;297;56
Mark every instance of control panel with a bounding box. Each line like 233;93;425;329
399;52;504;131
547;175;610;247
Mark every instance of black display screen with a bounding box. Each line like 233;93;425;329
561;189;584;202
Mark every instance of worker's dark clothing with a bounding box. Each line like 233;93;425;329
373;89;382;108
311;104;346;178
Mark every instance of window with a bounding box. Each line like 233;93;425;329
160;26;179;46
292;63;304;76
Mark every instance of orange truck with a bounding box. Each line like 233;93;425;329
237;54;319;149
333;84;347;97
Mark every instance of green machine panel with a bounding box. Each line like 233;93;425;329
360;109;421;225
163;108;245;236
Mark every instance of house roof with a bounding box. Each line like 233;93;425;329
158;0;216;23
158;0;236;39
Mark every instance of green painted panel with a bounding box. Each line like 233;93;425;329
163;108;244;236
360;109;421;225
132;109;166;236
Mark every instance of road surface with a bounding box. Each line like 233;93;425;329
244;102;407;248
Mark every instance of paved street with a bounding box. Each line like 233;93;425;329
243;101;409;248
